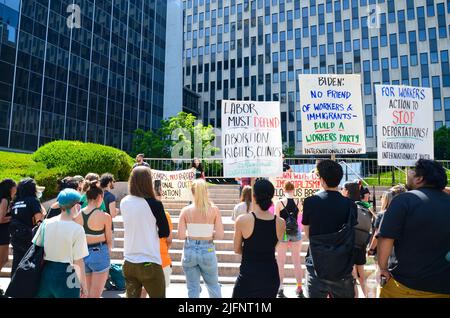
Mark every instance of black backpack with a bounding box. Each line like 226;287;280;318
281;199;299;235
308;200;356;280
354;203;373;249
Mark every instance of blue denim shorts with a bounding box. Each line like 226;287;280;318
281;230;302;242
84;242;110;274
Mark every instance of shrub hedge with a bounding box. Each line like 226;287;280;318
32;141;134;182
1;141;134;200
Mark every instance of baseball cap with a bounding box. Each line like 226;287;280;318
57;188;81;208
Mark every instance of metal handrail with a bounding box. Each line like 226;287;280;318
338;161;370;187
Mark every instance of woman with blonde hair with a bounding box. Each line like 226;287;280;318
232;186;252;221
178;179;224;298
368;184;406;258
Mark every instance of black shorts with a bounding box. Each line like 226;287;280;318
353;248;367;266
0;224;10;245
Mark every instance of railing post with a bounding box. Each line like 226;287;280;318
345;165;348;181
377;166;381;186
391;167;395;185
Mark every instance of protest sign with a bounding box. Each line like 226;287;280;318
151;169;195;201
270;172;322;202
299;74;366;155
375;84;434;166
221;100;283;177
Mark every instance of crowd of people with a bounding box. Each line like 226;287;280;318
0;155;449;298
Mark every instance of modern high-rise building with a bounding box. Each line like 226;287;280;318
183;0;450;154
0;0;183;153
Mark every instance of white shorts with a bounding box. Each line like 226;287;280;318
163;265;172;287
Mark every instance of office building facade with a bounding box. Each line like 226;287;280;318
0;0;171;152
183;0;450;153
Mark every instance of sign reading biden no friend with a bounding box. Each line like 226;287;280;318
299;74;366;155
221;100;283;178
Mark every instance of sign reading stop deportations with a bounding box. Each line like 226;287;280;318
299;74;366;155
221;100;283;178
375;84;434;166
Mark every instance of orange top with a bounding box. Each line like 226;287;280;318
160;212;173;268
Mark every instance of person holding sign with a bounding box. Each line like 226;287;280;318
274;181;305;298
233;180;286;298
178;180;224;298
191;158;205;180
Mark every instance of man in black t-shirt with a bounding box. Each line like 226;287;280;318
378;159;450;297
302;160;358;298
282;154;293;172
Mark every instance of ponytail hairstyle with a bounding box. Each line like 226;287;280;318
191;179;211;215
284;181;295;192
240;186;252;213
83;173;100;192
85;180;104;201
253;179;275;211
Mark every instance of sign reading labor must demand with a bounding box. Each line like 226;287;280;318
151;169;195;201
299;74;366;155
221;100;283;178
375;84;434;166
270;172;322;202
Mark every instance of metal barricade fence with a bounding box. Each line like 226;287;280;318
144;157;450;186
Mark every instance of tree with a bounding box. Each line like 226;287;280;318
283;145;296;158
131;112;219;160
434;126;450;160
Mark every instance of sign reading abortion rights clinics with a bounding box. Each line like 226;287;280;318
151;169;195;201
375;84;434;166
299;74;366;155
221;100;283;178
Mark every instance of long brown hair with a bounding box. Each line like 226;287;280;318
240;186;252;213
129;166;155;198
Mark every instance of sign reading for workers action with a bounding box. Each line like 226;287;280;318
375;84;434;167
299;74;366;155
221;100;283;178
151;169;195;201
270;172;322;202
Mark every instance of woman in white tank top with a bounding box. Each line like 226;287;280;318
178;179;224;298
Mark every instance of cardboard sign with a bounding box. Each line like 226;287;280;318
299;74;366;155
375;84;434;166
270;172;322;203
152;169;195;201
222;100;283;177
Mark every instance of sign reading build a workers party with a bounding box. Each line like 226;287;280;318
221;100;283;178
375;84;434;166
270;172;322;202
299;74;366;155
151;169;195;201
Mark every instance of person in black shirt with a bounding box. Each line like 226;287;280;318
378;159;450;297
9;178;45;276
192;158;205;179
132;154;150;169
302;160;358;298
0;179;17;273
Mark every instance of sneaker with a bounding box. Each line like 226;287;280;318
296;287;306;298
277;289;287;298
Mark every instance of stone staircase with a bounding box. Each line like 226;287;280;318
1;184;379;285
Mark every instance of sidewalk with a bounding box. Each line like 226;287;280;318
1;278;319;298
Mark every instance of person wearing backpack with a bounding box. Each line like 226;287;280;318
342;181;374;298
274;181;304;298
302;160;358;298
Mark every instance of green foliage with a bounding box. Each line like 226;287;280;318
434;126;450;160
0;151;47;182
283;146;296;158
132;111;220;159
32;141;134;181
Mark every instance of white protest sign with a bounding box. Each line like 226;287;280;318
270;172;322;203
151;169;195;201
375;84;434;166
299;74;366;155
221;100;283;178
